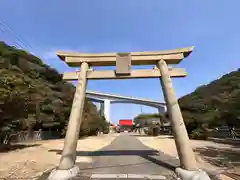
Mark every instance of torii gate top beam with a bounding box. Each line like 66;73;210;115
56;46;194;67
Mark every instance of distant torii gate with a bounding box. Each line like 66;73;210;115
49;47;199;179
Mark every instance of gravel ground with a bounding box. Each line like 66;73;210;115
0;134;117;179
137;135;240;179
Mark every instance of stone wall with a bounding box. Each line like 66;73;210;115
4;130;61;143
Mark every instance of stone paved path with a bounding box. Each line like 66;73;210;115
38;133;179;179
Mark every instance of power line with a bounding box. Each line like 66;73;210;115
1;19;32;49
0;21;25;49
0;19;47;61
0;26;4;33
0;24;23;49
0;19;33;51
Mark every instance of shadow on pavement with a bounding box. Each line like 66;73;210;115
79;161;153;170
142;154;177;171
49;149;177;171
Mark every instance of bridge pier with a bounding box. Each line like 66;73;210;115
100;102;104;117
158;59;198;170
104;99;111;123
158;108;164;127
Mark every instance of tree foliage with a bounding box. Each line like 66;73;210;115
134;69;240;139
179;70;240;135
0;41;107;140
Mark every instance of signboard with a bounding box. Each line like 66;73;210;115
119;119;133;126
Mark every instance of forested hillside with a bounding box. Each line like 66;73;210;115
179;69;240;137
0;41;107;141
134;69;240;138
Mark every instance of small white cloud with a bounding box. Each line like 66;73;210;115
31;46;92;74
40;46;92;60
42;50;58;60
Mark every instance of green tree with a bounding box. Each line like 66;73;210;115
0;41;104;140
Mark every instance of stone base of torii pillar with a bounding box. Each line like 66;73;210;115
48;166;80;180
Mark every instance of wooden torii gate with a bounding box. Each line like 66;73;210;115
49;47;199;179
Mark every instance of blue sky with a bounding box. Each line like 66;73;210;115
0;1;239;124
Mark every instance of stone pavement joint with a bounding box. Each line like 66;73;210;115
90;173;166;179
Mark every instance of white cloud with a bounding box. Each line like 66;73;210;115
30;46;92;73
42;50;58;60
37;46;92;61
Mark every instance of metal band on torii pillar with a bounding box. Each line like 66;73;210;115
58;62;89;170
157;59;198;170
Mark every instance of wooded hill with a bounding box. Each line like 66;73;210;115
179;69;240;138
0;41;107;141
134;69;240;138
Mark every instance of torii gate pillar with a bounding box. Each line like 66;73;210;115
158;59;197;170
49;62;89;179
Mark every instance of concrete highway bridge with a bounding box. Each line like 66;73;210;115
86;90;166;123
